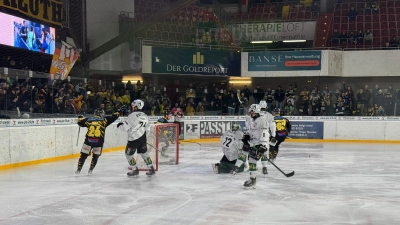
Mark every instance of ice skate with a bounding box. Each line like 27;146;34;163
230;166;239;176
88;169;93;175
127;167;139;177
243;177;256;189
146;166;155;177
262;167;268;177
75;169;81;175
211;163;220;174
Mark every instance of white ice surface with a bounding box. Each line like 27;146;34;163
0;141;399;225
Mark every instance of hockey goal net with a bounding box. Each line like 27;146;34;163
136;123;179;171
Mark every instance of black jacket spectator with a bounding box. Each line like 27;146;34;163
348;7;357;21
274;86;285;103
331;29;340;45
340;31;348;43
253;85;264;103
241;85;252;101
207;101;219;112
389;37;399;48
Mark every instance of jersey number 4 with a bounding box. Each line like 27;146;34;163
223;137;232;147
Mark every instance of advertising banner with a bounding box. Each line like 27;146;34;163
184;121;200;139
151;47;241;76
200;120;232;138
0;0;65;26
289;121;323;139
248;51;321;71
228;21;316;42
50;41;79;80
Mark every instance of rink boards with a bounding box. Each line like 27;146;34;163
0;116;399;168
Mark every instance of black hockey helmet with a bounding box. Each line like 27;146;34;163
94;108;105;117
164;110;172;116
273;108;281;116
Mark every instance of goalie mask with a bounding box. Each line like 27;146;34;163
131;99;144;110
232;123;239;131
94;108;105;117
259;100;267;110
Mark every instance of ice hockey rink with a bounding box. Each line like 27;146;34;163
0;141;399;225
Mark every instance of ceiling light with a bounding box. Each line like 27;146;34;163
250;41;273;44
229;80;252;84
283;40;307;43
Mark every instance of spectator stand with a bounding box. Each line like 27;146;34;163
330;0;400;49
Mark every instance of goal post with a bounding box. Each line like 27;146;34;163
135;123;179;171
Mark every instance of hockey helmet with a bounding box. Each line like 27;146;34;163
94;108;105;117
131;99;144;110
164;110;173;116
273;108;281;116
232;123;239;131
259;100;267;109
248;104;257;113
249;104;261;114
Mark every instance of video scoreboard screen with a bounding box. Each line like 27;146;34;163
0;12;56;55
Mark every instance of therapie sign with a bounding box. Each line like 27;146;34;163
230;21;316;41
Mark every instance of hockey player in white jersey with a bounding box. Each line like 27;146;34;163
212;123;245;174
117;99;155;177
258;100;276;176
231;104;267;189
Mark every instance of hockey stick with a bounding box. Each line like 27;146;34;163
265;157;294;178
76;127;80;146
147;142;157;150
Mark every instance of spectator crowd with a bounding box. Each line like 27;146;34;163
1;74;400;118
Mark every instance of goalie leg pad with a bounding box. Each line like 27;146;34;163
220;161;244;173
139;152;153;166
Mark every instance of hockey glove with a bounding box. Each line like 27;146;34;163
243;134;250;142
117;122;124;128
270;137;277;146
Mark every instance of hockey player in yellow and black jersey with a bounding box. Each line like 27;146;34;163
157;110;174;157
269;108;291;162
75;108;120;175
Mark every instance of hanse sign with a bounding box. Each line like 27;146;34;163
248;51;321;71
151;47;241;76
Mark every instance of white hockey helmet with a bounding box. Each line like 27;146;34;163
248;104;257;113
249;104;261;114
259;100;267;109
131;99;144;110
